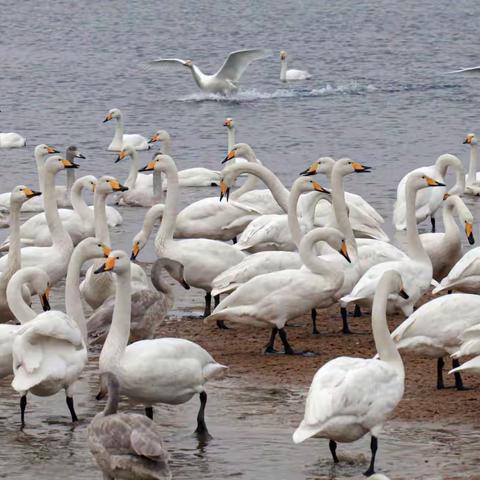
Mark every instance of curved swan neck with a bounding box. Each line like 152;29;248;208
6;272;37;323
65;247;88;343
405;180;429;262
229;147;259;199
299;228;341;277
103;374;120;416
227;127;235;152
435;155;465;195
139;204;165;245
280;58;287;81
94;192;110;244
467;143;478;186
372;276;404;371
125;150;139;188
100;267;131;370
71;181;94;223
151;264;174;306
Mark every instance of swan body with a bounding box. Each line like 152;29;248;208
104;108;149;151
148;49;271;95
452;324;480;359
0;132;26;148
393;154;465;231
293;271;405;477
88;372;171;480
280;50;311;81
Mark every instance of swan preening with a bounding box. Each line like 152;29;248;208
148;49;271;95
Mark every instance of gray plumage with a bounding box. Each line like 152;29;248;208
88;372;171;480
88;258;189;344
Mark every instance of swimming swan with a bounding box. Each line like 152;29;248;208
103;108;150;151
280;50;311;81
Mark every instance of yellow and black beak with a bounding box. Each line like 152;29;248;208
131;242;140;261
39;287;50;311
399;288;409;300
109;179;128;192
464;135;473;145
23;188;42;199
102;244;112;258
103;113;112;123
94;256;116;274
139;160;156;172
219;180;230;201
115;150;128;163
465;222;475;245
62;158;80;169
47;146;60;154
425;176;445;187
338;240;351;263
222;150;236;164
351;162;372;173
300;162;319;176
75;151;86;159
311;180;330;194
148;134;160;144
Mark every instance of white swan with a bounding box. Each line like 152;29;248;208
95;250;227;433
0;132;26;148
206;227;351;354
0;156;77;286
10;238;109;426
393;154;465;232
0;144;59;212
0;266;50;379
341;172;444;316
450;324;480;375
280;50;311;81
147;129;221;188
80;176;148;310
0;186;42;321
463;133;480;195
104;108;150;151
390;292;480;390
133;154;247;319
419;194;474;281
293;270;406;477
148;49;271;95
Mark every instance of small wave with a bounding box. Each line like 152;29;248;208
178;82;377;103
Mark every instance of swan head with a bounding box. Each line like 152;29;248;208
12;267;51;311
94;250;131;275
75;237;111;262
130;232;147;260
115;144;137;163
300;157;336;176
280;50;287;60
334;157;372;176
139;153;173;173
43;155;80;175
222;143;255;163
407;171;445;191
96;176;128;195
76;175;97;193
148;130;170;144
66;145;86;160
223;118;234;129
380;270;409;300
103;108;121;123
184;59;193;68
463;133;477;145
10;185;42;205
35;144;59;157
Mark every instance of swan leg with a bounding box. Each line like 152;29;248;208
204;293;212;317
20;395;27;428
145;407;154;419
215;295;229;330
311;309;320;335
66;396;79;422
264;327;279;354
279;328;296;355
430;216;436;233
340;307;352;334
436;357;445;389
353;304;362;317
363;436;378;476
452;359;467;390
194;391;210;437
329;439;339;463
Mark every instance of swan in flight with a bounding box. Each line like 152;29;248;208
103;108;150;151
280;50;311;81
88;372;170;480
148;49;271;95
293;270;406;477
446;65;480;74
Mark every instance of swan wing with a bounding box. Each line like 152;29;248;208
146;58;190;71
446;65;480;74
215;49;271;82
130;424;168;461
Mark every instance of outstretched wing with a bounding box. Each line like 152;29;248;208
144;58;190;72
446;65;480;74
215;49;271;82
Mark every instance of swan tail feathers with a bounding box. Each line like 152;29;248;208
203;362;228;381
292;422;319;444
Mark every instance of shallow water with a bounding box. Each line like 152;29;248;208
1;0;480;478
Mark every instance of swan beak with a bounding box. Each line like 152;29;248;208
139;161;156;172
463;138;470;144
47;146;59;154
312;181;330;194
148;134;160;144
464;135;474;145
115;150;128;163
300;162;318;176
39;287;50;311
62;158;79;169
181;279;190;290
94;256;116;274
23;188;42;198
352;162;371;172
399;288;409;300
75;152;86;159
103;113;112;123
466;222;475;245
219;180;230;201
338;240;351;263
110;180;128;192
131;242;140;260
425;176;445;187
443;192;450;200
102;244;112;258
223;119;233;127
222;150;236;163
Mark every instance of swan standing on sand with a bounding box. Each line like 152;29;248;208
95;251;227;433
103;108;150;151
293;270;406;477
463;133;480;195
0;186;41;321
279;50;311;81
88;372;171;480
393;154;465;232
148;49;271;95
11;238;110;426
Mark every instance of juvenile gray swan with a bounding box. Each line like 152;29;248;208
88;372;171;480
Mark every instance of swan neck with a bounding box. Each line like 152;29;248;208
191;65;206;88
71;182;94;223
6;203;21;274
6;273;36;323
153;170;164;203
113;116;124;146
467;144;478;185
66;169;75;193
405;182;428;262
280;59;287;81
65;248;87;343
299;229;338;276
288;182;306;247
103;377;119;415
227;128;235;152
151;267;174;306
162;135;172;155
229;150;259;199
125;150;139;188
35;151;46;191
442;199;461;243
94;192;110;244
140;205;164;245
